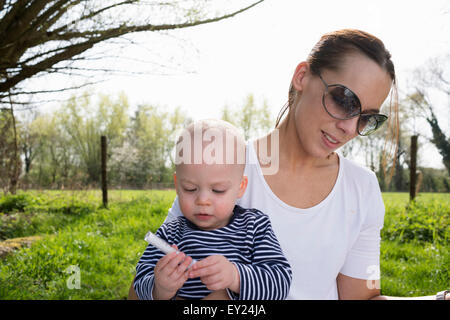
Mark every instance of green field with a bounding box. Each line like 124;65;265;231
0;190;448;299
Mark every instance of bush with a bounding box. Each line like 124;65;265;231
382;194;449;244
0;193;34;213
0;192;97;241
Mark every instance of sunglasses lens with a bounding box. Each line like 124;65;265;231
319;75;388;136
323;86;360;119
358;114;388;136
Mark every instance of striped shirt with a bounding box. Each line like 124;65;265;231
134;205;292;300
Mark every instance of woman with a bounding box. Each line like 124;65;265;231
129;29;448;300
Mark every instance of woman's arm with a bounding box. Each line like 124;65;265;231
336;273;380;300
337;273;448;300
128;277;139;300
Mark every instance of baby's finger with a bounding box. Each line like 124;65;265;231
174;256;192;277
189;263;218;279
155;250;179;272
156;244;178;264
201;274;227;291
191;255;219;271
181;256;193;270
200;273;222;286
166;252;186;275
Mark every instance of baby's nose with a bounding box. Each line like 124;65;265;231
195;191;210;205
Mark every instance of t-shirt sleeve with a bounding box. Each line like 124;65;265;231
163;196;183;224
339;174;385;280
229;213;292;300
133;224;175;300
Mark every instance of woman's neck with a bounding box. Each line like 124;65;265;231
273;114;336;172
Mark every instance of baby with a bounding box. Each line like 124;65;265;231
133;119;291;300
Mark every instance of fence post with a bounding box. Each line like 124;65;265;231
101;135;108;208
409;135;418;201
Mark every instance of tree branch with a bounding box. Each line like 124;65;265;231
55;0;264;39
0;0;28;36
0;80;103;99
0;37;97;92
0;0;265;94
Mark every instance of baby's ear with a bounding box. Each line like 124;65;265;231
237;176;248;198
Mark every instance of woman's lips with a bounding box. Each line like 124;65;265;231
321;131;340;148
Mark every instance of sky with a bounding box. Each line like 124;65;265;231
37;0;450;169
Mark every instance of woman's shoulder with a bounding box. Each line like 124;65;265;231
337;154;385;224
338;153;380;191
339;155;380;194
339;153;377;179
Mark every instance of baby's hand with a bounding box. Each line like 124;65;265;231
188;255;240;293
153;245;192;300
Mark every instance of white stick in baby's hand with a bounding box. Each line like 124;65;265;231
144;231;197;269
145;231;177;255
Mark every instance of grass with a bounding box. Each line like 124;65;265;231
379;192;449;297
0;190;448;299
0;190;175;299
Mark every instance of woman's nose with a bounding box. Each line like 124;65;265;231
335;116;359;136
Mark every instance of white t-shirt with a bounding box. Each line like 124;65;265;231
164;141;385;300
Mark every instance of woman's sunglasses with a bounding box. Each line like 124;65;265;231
318;74;388;136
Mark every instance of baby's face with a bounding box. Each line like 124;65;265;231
174;163;247;231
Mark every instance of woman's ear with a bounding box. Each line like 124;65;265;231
291;61;309;91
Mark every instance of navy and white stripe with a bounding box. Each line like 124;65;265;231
134;205;292;300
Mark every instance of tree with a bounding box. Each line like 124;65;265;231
19;109;41;177
122;104;190;187
0;0;263;193
392;129;407;191
407;90;450;174
27;112;73;187
0;0;264;103
0;109;21;194
408;55;450;174
58;92;129;184
221;94;273;141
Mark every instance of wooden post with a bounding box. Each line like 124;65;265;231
101;135;108;208
409;135;418;201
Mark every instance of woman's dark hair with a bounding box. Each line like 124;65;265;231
307;29;396;80
275;29;399;178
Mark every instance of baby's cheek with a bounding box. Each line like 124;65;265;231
179;196;194;216
215;198;237;218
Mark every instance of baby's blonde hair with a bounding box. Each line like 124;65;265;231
175;119;246;173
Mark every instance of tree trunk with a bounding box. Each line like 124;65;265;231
8;96;20;194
